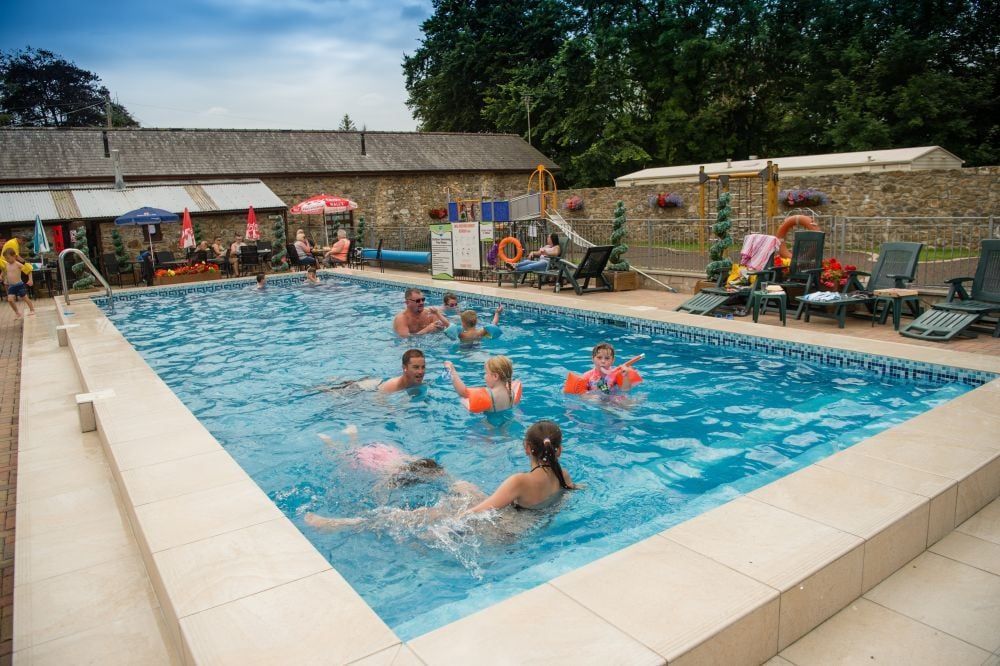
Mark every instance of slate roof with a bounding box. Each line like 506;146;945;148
0;128;559;183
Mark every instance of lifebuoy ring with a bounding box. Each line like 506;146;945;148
776;215;820;258
497;237;523;265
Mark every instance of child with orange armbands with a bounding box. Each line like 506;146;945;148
444;355;522;413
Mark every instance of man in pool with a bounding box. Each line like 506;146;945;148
393;287;449;337
378;348;427;393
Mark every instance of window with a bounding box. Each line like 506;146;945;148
141;224;164;242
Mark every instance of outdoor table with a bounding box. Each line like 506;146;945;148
872;292;922;330
796;293;870;328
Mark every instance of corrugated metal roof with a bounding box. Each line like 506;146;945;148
0;128;559;182
0;179;286;224
615;146;964;185
200;182;287;212
0;190;61;224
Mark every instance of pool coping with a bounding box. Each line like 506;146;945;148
51;271;1000;664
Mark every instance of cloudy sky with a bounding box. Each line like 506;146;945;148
1;0;432;130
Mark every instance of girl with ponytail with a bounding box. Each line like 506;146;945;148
305;420;575;530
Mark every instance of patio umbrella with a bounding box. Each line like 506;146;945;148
289;194;358;246
115;206;179;266
179;208;196;250
32;214;50;263
245;206;260;241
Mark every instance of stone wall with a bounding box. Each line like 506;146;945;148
558;167;1000;222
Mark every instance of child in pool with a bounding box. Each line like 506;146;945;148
319;426;446;489
305;420;575;529
585;342;638;394
443;355;520;413
304;266;319;284
255;273;267;290
457;305;503;343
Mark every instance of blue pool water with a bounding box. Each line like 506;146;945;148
105;276;981;639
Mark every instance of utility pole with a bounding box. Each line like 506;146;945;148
105;95;112;129
523;94;533;146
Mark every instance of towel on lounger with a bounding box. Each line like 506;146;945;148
740;234;782;271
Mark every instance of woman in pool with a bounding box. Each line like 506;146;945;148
305;420;574;529
444;355;520;413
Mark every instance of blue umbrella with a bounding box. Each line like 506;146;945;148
115;207;180;265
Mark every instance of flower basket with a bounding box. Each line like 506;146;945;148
648;193;683;208
779;189;829;207
818;257;856;291
428;208;448;220
564;195;584;212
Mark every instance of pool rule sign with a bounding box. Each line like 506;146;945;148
430;224;454;280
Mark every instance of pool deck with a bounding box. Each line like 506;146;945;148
6;270;1000;665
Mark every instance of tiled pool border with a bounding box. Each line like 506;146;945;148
95;273;997;388
62;271;998;663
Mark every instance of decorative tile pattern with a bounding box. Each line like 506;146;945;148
96;274;997;388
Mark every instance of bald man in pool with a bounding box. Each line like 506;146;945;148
393;287;450;337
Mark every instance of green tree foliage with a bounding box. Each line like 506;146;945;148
404;0;999;186
608;201;629;270
338;114;357;131
0;48;138;127
271;217;289;272
71;228;96;290
111;228;130;271
707;192;734;281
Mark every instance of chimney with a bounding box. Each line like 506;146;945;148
111;149;125;190
726;158;733;168
360;132;366;156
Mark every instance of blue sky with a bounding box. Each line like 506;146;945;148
1;0;432;130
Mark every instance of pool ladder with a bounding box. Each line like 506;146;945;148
58;249;114;312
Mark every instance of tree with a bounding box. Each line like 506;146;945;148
271;217;289;272
0;47;138;127
706;192;733;282
338;114;357;131
111;228;130;271
71;228;96;290
608;201;629;271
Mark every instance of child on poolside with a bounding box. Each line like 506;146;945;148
2;248;35;318
304;266;320;284
444;355;521;413
457;305;503;343
305;420;575;529
584;342;638;394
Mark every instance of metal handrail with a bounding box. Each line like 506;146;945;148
58;248;113;308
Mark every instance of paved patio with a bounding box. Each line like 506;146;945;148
4;274;998;664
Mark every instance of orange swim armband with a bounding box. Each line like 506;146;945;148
463;380;523;413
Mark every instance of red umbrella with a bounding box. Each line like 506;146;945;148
245;206;261;241
179;208;196;249
289;194;358;215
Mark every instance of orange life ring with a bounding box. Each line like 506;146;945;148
776;215;820;258
497;237;523;265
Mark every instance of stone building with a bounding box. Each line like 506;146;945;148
0;128;558;260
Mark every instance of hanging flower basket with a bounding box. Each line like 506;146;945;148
648;193;683;208
564;195;584;212
780;189;830;207
428;208;448;220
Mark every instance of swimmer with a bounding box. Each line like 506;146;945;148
304;266;320;284
457;305;503;344
444;355;520;413
255;273;267;290
318;427;446;489
314;349;426;394
393;288;450;337
442;292;459;313
305;420;575;529
584;342;639;394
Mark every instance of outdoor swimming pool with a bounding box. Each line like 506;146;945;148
104;275;987;640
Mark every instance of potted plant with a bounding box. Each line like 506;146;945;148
155;262;222;285
606;200;640;291
428;208;448;220
704;192;734;289
564;195;584;212
648;193;683;208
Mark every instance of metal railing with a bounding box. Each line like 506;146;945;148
358;216;997;288
59;248;113;307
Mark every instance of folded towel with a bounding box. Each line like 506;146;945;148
765;285;785;293
740;234;782;271
802;291;844;302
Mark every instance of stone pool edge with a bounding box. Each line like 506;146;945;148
57;273;1000;664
